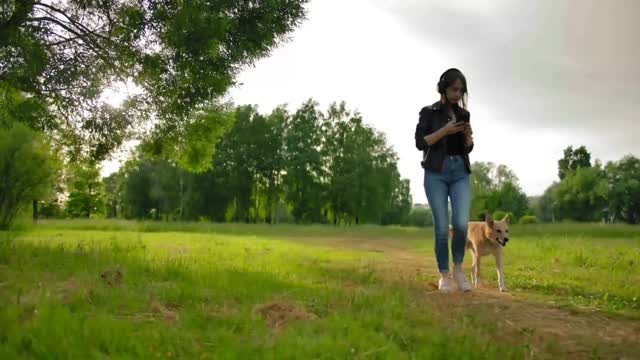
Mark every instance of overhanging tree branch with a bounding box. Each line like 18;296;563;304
32;1;112;42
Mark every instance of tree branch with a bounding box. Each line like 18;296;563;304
27;16;90;44
33;1;113;42
26;16;122;72
46;34;83;47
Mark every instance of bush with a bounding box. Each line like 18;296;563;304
518;215;538;224
492;210;515;223
408;208;433;227
0;123;61;229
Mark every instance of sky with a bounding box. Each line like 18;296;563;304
103;0;640;202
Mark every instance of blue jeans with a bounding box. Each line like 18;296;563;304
423;155;471;273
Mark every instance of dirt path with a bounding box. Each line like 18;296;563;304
307;237;640;360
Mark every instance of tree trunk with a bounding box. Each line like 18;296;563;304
179;173;184;220
32;200;38;223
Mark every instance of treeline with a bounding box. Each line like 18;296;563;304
34;101;413;225
20;134;640;227
536;146;639;224
465;146;639;225
4;98;638;227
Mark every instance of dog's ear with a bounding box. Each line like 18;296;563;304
502;214;510;224
485;213;494;228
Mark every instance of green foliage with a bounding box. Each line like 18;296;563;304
407;207;433;227
38;198;64;219
558;145;591;180
470;162;529;221
536;182;559;223
1;0;309;162
321;101;409;225
553;165;608;222
103;100;411;226
605;156;640;224
102;173;124;219
0;123;61;228
536;146;639;224
117;158;179;220
518;215;538;224
65;163;105;218
0;82;55;132
283;100;326;222
142;104;235;172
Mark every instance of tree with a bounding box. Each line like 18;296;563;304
558;145;591;180
605;156;640;224
484;181;529;221
382;178;413;225
469;162;493;220
100;100;412;226
408;207;433;227
120;159;154;219
148;160;181;221
320;102;408;225
0;123;61;228
494;164;519;189
179;167;231;222
103;172;124;218
1;0;309;161
536;182;560;223
211;105;260;222
65;162;105;218
470;161;529;221
255;107;287;223
553;165;608;221
283;100;325;223
142;104;234;172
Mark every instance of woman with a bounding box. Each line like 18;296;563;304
414;68;474;292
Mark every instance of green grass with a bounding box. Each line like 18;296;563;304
467;223;640;315
1;220;639;359
0;226;518;359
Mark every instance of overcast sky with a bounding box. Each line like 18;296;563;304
104;0;640;201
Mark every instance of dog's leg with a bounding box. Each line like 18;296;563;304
495;250;507;292
473;247;481;286
469;248;477;286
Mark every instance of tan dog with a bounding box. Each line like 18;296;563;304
450;214;510;292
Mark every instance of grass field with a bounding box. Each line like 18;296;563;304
1;220;639;359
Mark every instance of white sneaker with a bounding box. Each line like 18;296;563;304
438;276;453;292
453;267;472;292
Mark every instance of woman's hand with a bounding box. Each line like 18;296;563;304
441;120;465;135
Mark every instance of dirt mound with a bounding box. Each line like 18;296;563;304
150;300;179;323
100;266;123;286
254;302;317;331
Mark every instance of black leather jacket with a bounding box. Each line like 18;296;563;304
414;101;474;173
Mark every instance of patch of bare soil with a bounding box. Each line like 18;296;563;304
254;301;317;332
100;266;123;286
150;300;180;323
